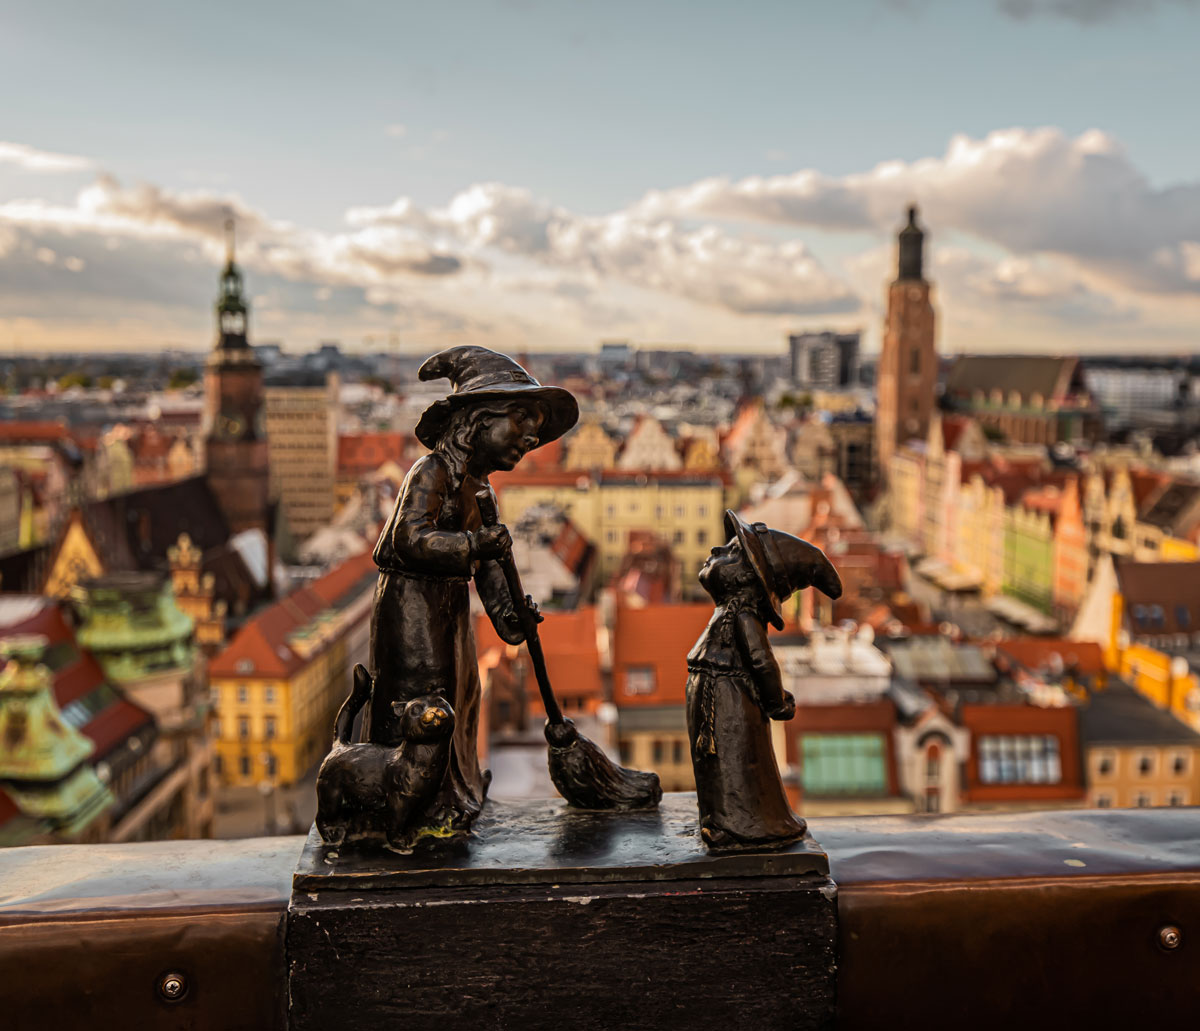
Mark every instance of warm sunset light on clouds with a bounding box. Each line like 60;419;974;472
0;1;1197;355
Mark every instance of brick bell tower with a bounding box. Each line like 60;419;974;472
204;220;269;534
875;205;937;480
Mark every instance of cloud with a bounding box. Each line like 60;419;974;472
995;0;1198;23
0;141;92;174
633;127;1200;295
384;123;407;138
352;182;859;316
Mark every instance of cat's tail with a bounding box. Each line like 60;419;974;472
332;663;372;745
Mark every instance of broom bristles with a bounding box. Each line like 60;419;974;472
545;720;662;810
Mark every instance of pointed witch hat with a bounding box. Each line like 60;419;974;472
415;345;579;449
723;510;843;630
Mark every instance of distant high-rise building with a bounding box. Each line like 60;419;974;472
265;370;340;544
875;206;937;479
789;331;860;390
204;222;270;535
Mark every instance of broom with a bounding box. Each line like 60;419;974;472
476;489;662;810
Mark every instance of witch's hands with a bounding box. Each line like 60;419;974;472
498;595;542;643
766;691;796;722
470;524;511;561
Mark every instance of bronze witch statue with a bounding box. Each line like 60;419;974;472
317;346;577;849
315;346;658;853
686;511;842;851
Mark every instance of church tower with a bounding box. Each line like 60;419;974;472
875;205;937;480
204;221;269;534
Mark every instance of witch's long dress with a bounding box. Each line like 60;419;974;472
367;452;514;830
685;605;805;847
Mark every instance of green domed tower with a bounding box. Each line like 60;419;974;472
0;634;114;836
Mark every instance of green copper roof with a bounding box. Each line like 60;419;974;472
71;573;195;683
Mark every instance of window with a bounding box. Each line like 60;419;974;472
1138;753;1154;776
265;717;277;741
978;735;1062;785
236;658;254;674
1169;791;1187;806
625;667;656;695
655;506;664;520
1096;752;1114;777
698;505;709;518
237;717;251;740
697;530;708;546
605;504;616;518
618;738;633;764
800;734;887;796
672;740;685;765
674;505;685;518
606;530;618;544
910;348;920;375
265;687;275;705
652;739;665;763
237;685;248;704
1095;794;1112;809
1173;753;1189;776
1177;606;1192;630
673;530;685;545
239;754;251;777
1135;792;1152;807
266;754;277;778
213;754;223;775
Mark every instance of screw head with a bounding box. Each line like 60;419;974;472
158;972;187;1002
1159;926;1182;951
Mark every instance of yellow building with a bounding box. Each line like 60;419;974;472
495;470;729;599
208;551;375;786
563;420;618;471
265;372;340;542
1080;681;1200;808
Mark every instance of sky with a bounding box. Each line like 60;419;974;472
0;0;1198;357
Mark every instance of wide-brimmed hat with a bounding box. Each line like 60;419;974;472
414;345;579;449
723;510;843;630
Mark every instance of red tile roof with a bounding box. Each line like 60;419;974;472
337;432;414;477
209;552;378;678
612;601;711;708
996;637;1105;677
475;607;603;706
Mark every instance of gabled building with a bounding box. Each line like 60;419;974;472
207;551;376;787
943;354;1101;445
1079;679;1200;808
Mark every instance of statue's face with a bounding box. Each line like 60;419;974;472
698;537;750;599
476;403;544;470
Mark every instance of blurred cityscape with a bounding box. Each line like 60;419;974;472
4;205;1200;847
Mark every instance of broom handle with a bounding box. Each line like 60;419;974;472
475;489;565;726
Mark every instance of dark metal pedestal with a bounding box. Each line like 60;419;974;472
286;794;836;1031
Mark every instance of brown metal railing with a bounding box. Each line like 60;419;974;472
2;807;1198;1029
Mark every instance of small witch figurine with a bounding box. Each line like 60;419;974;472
687;511;842;851
364;345;578;841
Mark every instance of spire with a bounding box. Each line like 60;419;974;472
897;204;925;282
215;217;249;348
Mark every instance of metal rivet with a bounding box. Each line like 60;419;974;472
1159;926;1182;951
158;972;188;1002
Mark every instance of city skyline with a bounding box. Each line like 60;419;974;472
1;1;1198;355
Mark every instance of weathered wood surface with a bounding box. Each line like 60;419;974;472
288;876;836;1031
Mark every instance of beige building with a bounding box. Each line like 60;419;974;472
265;373;340;542
563;421;618;471
1080;682;1200;809
494;470;729;599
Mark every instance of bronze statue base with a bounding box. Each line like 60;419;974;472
287;794;835;1031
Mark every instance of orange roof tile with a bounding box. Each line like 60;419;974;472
209;552;377;678
996;637;1105;676
612;601;711;708
475;607;603;704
